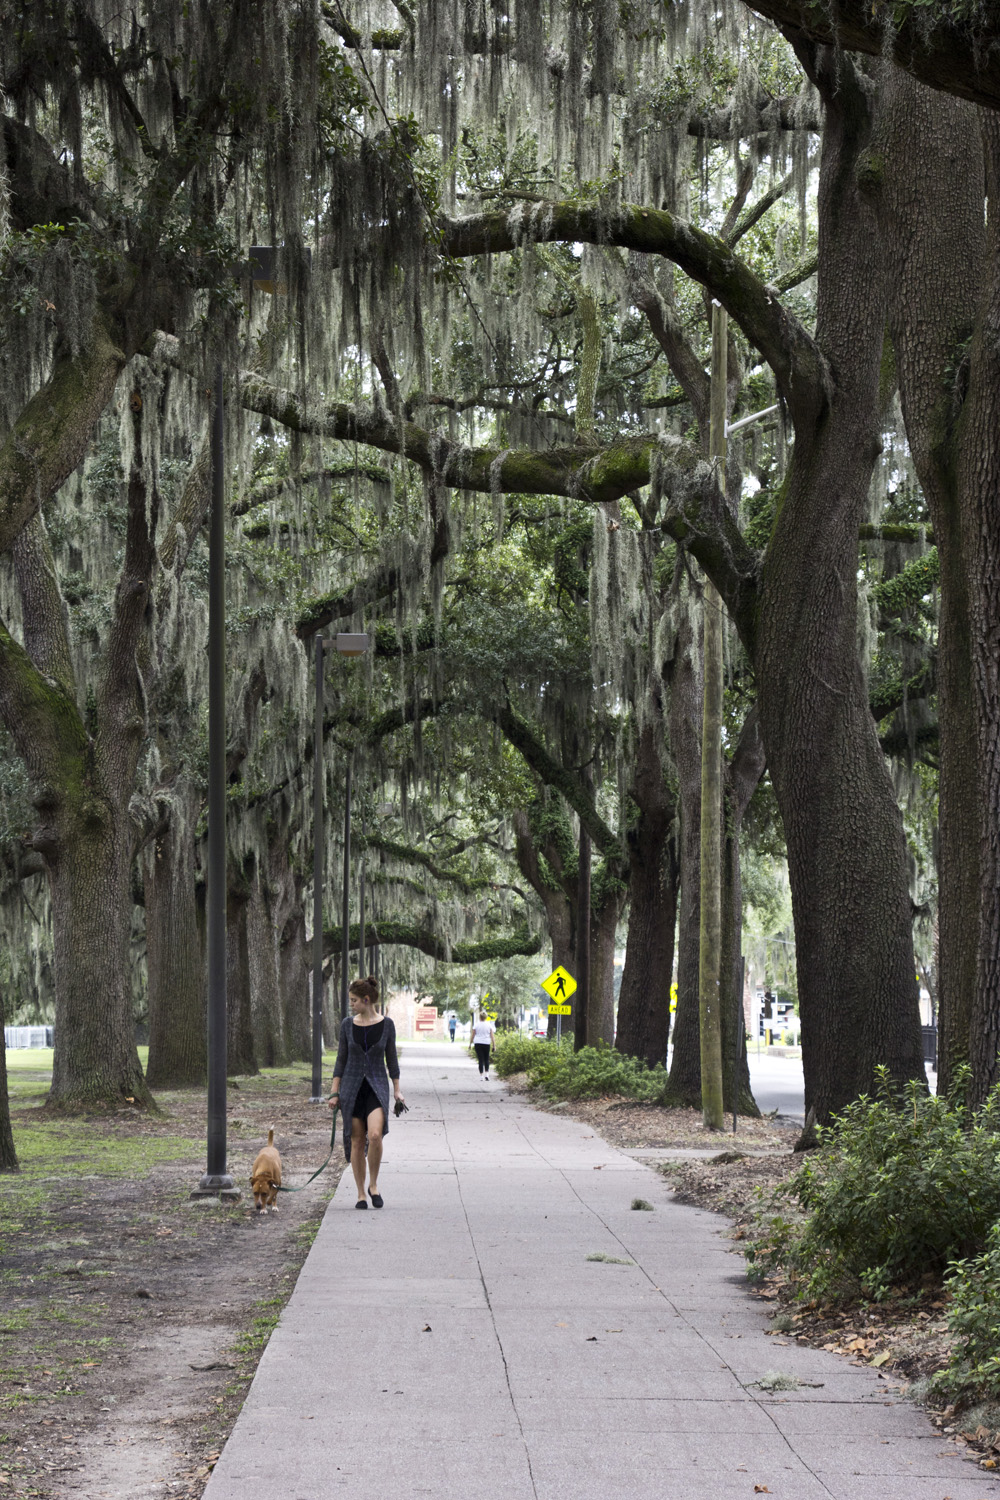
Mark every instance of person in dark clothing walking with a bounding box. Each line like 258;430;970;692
328;976;404;1208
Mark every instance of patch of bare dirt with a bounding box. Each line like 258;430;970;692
0;1065;345;1500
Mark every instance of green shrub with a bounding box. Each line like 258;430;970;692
492;1032;554;1078
932;1226;1000;1405
527;1040;668;1101
755;1069;1000;1302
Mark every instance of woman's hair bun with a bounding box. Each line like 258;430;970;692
350;974;380;1003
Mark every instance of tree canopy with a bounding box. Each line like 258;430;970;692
2;0;998;1153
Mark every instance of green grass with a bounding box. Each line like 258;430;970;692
0;1117;196;1255
5;1046;339;1102
8;1120;193;1178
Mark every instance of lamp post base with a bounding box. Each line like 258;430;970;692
308;1095;326;1104
191;1173;241;1202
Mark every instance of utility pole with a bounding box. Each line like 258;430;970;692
699;302;727;1130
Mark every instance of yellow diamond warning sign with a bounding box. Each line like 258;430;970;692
541;966;577;1003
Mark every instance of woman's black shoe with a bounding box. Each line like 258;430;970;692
356;1199;368;1209
369;1191;384;1208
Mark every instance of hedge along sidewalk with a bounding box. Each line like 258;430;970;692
201;1041;996;1500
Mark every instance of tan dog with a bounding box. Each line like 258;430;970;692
250;1127;282;1211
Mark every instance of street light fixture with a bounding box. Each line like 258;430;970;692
309;630;369;1101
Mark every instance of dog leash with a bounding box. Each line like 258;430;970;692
276;1104;340;1194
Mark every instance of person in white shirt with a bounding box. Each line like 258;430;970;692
470;1010;495;1078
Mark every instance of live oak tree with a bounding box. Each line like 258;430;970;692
8;0;996;1124
0;0;370;1106
250;23;920;1126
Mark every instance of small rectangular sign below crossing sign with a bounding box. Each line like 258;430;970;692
547;1003;572;1016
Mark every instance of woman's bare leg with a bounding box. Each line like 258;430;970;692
350;1116;367;1201
366;1108;385;1194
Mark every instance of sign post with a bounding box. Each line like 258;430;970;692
542;967;577;1045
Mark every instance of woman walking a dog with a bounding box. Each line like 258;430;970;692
328;975;405;1208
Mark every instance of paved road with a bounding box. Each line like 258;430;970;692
745;1054;939;1123
747;1051;806;1121
204;1043;995;1500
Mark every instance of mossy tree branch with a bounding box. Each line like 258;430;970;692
0;320;126;556
870;549;940;622
742;0;1000;113
358;833;492;893
323;920;542;964
438;202;829;429
870;660;936;723
496;700;622;867
0;619;87;793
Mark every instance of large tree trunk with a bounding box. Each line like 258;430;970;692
0;1004;18;1171
576;823;593;1048
755;47;924;1131
617;718;679;1067
666;590;705;1106
48;820;152;1108
264;833;309;1061
144;792;206;1088
963;114;1000;1102
247;858;287;1069
512;805;577;1039
874;64;984;1097
588;883;621;1046
280;911;310;1061
0;402;159;1112
226;872;257;1078
720;709;765;1116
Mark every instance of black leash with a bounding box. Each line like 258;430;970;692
276;1104;339;1194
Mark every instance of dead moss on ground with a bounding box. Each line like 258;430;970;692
503;1076;795;1152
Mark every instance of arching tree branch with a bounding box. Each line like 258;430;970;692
742;1;1000;113
323;920;542;963
438;201;828;428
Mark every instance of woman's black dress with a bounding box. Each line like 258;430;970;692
332;1014;400;1162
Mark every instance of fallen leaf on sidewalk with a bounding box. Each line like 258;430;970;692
754;1487;770;1493
421;1325;432;1332
586;1336;598;1342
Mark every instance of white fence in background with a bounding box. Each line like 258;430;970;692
4;1026;53;1049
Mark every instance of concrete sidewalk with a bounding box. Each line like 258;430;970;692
204;1044;996;1500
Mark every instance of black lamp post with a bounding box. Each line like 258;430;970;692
192;364;239;1200
310;631;369;1099
192;246;279;1197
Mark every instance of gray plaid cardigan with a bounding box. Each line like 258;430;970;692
332;1015;400;1162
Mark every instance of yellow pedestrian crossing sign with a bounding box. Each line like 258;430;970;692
541;966;577;1004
